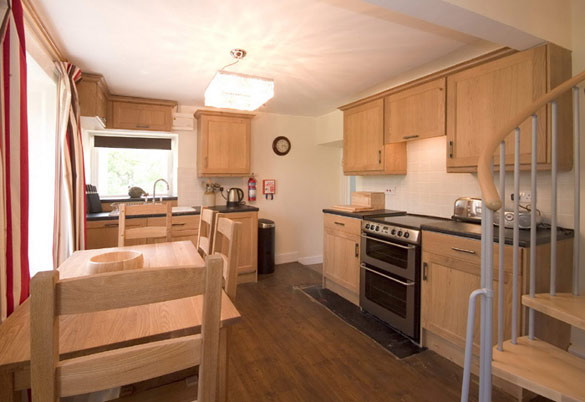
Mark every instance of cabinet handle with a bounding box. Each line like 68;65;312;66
104;223;119;227
355;243;359;258
452;247;476;255
204;156;208;168
172;223;186;227
334;221;345;226
448;141;454;158
423;262;428;281
136;124;150;129
378;150;382;164
403;135;419;140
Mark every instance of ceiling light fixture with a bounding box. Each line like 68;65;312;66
204;48;275;112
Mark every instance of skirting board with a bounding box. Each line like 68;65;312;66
298;255;323;265
275;252;298;265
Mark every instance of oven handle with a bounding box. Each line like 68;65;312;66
360;234;416;250
361;264;415;286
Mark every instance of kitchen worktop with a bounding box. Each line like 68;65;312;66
421;219;574;247
86;204;259;221
322;209;406;219
100;195;178;203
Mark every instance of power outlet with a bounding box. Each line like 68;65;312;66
385;186;397;196
519;191;532;203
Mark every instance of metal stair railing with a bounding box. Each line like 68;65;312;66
460;68;585;402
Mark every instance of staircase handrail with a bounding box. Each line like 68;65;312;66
478;70;585;211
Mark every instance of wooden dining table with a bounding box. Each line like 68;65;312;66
0;241;241;402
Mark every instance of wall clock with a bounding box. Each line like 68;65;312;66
272;136;291;156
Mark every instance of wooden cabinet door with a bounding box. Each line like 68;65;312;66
198;114;251;176
86;218;147;249
343;99;385;174
222;212;257;274
323;229;360;293
446;46;548;170
421;252;516;353
385;78;446;143
111;102;173;131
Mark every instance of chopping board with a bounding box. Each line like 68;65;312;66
331;205;375;212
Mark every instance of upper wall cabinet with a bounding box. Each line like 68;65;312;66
77;73;109;123
342;99;407;176
446;44;572;172
343;99;385;174
195;110;254;177
108;96;177;132
385;77;446;143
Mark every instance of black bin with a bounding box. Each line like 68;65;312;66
258;218;275;274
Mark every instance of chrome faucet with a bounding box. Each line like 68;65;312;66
152;178;169;203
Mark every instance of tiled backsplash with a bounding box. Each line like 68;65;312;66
357;136;576;228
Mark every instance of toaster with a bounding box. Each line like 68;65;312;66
493;210;542;229
452;197;482;223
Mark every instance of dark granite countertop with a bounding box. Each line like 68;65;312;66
421;220;574;247
87;204;259;221
322;209;406;219
100;196;178;203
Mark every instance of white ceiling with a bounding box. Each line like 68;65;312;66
34;0;483;116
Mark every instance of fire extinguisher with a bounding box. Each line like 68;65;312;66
248;174;257;201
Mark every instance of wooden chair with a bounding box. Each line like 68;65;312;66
211;216;242;402
212;216;242;301
115;217;243;402
30;255;224;402
196;208;218;257
118;203;171;247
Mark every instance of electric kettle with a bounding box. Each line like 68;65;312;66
225;187;244;207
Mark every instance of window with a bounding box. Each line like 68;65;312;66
87;131;178;198
26;52;57;275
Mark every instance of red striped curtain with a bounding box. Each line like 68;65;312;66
0;0;29;322
53;62;86;267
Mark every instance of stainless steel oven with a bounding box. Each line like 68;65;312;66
360;220;421;342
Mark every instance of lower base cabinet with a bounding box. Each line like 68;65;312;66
322;213;361;305
86;215;200;249
221;211;258;284
421;231;573;399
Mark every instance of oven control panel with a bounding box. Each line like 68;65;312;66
361;220;420;245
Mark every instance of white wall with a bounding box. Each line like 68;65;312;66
174;106;344;265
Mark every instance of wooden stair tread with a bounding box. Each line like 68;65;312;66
492;337;585;402
522;293;585;330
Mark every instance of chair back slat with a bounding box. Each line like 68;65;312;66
118;203;172;246
30;271;59;402
212;216;242;300
57;334;202;397
30;255;224;402
56;266;205;315
197;255;223;402
197;208;218;257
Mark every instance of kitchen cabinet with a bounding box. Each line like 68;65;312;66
385;77;446;143
322;213;361;305
195;110;254;177
343;99;385;174
108;96;176;132
77;73;108;123
421;231;573;365
446;43;572;172
86;215;199;249
221;211;258;283
342;99;407;176
147;214;200;246
86;218;147;249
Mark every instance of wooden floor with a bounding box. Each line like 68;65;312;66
226;263;517;402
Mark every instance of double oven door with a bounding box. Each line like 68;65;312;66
360;232;420;341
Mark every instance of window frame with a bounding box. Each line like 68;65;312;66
86;129;179;198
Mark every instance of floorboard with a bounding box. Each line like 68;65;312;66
227;263;517;402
